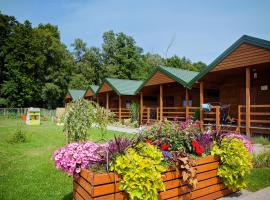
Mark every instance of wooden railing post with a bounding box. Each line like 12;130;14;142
156;107;159;121
147;108;150;124
185;88;189;120
216;106;220;130
118;96;122;121
237;105;241;132
246;67;251;137
140;92;143;125
200;81;204;131
160;85;163;121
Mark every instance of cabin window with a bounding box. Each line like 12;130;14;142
125;100;131;108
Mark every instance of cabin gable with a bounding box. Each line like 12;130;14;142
211;43;270;72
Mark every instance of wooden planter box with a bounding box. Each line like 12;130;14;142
73;155;232;200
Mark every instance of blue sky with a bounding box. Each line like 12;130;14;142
1;0;270;64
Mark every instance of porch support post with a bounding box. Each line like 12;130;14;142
119;95;122;121
106;92;109;109
185;88;189;120
200;81;204;131
246;67;251;137
140;92;143;125
160;84;163;121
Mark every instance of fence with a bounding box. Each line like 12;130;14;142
0;108;56;118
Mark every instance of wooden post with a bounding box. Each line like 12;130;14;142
185;88;189;120
160;84;163;121
237;105;241;132
216;106;220;130
246;67;251;137
200;81;204;131
119;96;122;121
156;107;159;121
140;92;143;125
106;93;109;109
147;108;150;124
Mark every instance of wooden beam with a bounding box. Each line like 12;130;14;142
106;93;109;109
185;88;189;120
216;106;220;130
246;67;251;137
140;92;143;125
200;81;204;131
160;84;163;121
96;95;99;104
119;95;122;121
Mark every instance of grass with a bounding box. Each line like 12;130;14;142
0;117;131;200
247;168;270;192
251;136;270;145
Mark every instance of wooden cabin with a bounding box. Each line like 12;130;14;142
64;89;86;104
95;78;143;120
135;66;201;124
136;35;270;136
188;35;270;136
84;85;99;101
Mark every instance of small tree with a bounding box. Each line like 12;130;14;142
130;102;139;122
64;99;114;143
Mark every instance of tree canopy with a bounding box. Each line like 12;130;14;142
0;12;206;108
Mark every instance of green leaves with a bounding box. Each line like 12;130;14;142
64;99;114;143
211;138;253;191
111;143;166;200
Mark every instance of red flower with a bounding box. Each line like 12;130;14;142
156;140;161;145
192;140;204;155
161;143;170;151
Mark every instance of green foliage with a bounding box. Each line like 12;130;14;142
130;102;140;122
0;12;207;108
251;136;270;145
111;143;166;200
8;124;27;144
211;137;253;191
253;151;270;168
64;99;114;143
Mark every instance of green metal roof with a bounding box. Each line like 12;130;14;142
188;35;270;88
135;65;199;93
84;84;99;96
97;78;144;96
67;89;86;100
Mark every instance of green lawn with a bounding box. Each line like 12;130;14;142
0;117;130;200
247;168;270;192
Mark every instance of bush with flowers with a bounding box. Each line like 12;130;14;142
52;119;253;199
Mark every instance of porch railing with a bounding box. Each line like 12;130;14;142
238;105;270;129
141;106;200;124
203;106;221;130
110;108;131;120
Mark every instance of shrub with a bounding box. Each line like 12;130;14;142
253;151;270;168
64;99;114;143
223;133;254;153
211;137;253;191
111;143;166;200
130;102;139;122
8;124;27;144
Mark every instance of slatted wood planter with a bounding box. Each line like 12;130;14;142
73;155;232;200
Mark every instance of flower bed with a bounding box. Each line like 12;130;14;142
73;155;232;200
53;119;253;200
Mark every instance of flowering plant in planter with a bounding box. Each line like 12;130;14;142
53;119;254;200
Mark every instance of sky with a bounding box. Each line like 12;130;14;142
1;0;270;64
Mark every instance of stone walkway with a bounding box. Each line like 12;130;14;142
219;187;270;200
107;125;140;134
